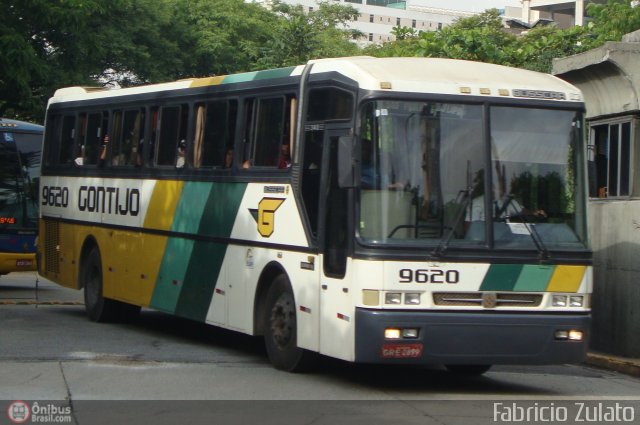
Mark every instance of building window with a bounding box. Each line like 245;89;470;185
396;17;401;26
438;22;442;30
309;6;313;12
412;19;416;28
589;120;633;198
368;33;373;41
370;14;374;23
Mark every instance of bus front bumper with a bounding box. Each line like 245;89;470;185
0;253;36;275
355;308;590;365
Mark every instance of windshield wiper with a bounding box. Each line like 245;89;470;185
430;188;471;259
506;211;551;262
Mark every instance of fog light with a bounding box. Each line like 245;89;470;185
569;330;584;341
569;296;584;307
385;328;401;339
385;293;402;305
552;295;568;307
405;293;421;305
555;330;569;340
402;328;419;339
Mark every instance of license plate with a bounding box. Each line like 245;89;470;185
16;259;33;267
381;343;423;359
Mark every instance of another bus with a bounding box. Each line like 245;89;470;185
0;118;41;275
39;57;591;374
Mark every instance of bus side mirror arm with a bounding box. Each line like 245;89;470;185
338;136;356;189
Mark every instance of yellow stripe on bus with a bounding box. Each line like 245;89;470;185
546;265;586;292
144;180;184;230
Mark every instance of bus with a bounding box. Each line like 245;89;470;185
39;57;591;374
0;118;41;275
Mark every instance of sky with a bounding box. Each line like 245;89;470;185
413;0;522;12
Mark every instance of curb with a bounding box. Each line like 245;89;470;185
585;352;640;378
0;300;84;306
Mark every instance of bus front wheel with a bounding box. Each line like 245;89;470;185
82;247;139;322
263;275;316;372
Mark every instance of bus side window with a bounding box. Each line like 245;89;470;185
243;96;286;168
156;104;189;167
82;112;102;165
114;109;145;167
60;115;76;165
195;100;237;168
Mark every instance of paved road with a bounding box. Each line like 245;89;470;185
2;273;639;424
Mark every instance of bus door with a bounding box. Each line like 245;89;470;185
318;128;354;361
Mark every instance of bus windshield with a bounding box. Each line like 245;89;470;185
0;128;41;231
357;100;588;252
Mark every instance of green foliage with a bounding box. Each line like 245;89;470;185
586;0;640;47
3;0;640;121
368;2;640;73
256;1;361;68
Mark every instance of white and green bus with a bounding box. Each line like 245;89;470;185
39;57;591;374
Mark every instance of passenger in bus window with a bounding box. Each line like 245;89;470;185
176;140;186;168
74;146;85;166
223;147;234;168
278;143;291;169
98;135;109;167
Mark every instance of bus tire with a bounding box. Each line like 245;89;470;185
264;274;317;372
82;247;124;322
445;364;492;376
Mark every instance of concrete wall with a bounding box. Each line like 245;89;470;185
554;31;640;357
589;201;640;357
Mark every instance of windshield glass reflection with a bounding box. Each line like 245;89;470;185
357;101;588;252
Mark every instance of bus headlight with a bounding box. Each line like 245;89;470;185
552;295;568;307
385;293;402;305
404;293;421;305
569;296;584;307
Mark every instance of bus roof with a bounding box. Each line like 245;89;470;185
0;118;44;134
49;57;583;104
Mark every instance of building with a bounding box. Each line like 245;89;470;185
553;30;640;357
258;0;476;44
518;0;607;28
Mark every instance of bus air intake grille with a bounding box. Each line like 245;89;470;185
432;292;543;307
44;219;60;274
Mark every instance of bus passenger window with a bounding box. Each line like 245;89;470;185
156;104;189;167
59;115;76;165
81;112;103;166
195;100;237;168
114;109;145;167
245;97;285;167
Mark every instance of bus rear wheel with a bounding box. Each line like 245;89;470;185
264;275;316;372
445;364;492;376
82;247;140;322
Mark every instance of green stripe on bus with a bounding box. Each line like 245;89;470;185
172;181;211;233
198;183;248;237
479;264;524;291
175;241;227;321
252;67;296;80
221;67;295;84
174;182;247;320
150;237;195;313
513;264;555;292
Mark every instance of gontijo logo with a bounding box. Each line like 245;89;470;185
7;401;30;424
250;197;285;237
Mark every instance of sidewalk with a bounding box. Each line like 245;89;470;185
586;351;640;378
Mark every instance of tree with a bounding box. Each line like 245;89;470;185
586;0;640;47
169;0;280;77
257;1;361;69
0;0;181;121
